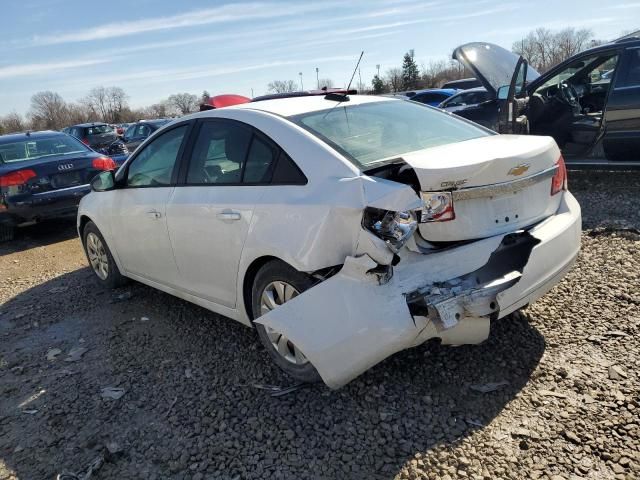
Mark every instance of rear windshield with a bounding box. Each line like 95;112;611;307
86;125;114;136
290;100;490;167
0;135;89;164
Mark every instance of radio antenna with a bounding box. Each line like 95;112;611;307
346;51;364;92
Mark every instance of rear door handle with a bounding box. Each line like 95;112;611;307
216;210;241;222
146;210;162;219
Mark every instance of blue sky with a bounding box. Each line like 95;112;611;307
1;0;637;116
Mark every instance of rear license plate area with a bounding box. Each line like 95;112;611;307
51;171;82;189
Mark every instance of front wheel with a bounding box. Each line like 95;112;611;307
251;261;321;384
82;221;127;289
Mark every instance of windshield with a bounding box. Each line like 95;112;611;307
0;135;89;164
290;100;490;167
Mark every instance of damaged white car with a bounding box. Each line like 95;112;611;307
78;93;581;389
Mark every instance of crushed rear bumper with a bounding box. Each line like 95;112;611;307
257;192;581;388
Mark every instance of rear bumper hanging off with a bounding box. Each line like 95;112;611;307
257;192;581;388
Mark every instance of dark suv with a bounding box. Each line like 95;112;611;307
66;123;129;163
451;34;640;165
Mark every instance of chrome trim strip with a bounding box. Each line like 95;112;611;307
449;165;558;201
613;85;640;91
32;184;90;196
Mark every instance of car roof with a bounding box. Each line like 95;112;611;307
411;88;459;95
70;122;108;128
228;94;395;117
0;130;64;143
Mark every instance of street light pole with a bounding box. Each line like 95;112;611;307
376;64;380;77
315;67;319;89
299;72;303;91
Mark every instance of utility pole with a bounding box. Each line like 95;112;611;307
358;68;362;91
376;64;380;77
315;67;319;89
299;72;304;91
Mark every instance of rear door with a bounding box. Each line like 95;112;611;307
110;123;191;285
166;118;281;308
603;46;640;160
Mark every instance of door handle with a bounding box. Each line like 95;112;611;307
146;210;162;219
216;210;241;222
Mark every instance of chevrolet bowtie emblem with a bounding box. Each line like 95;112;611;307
508;164;530;176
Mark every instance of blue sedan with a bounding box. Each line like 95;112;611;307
0;131;119;241
405;88;460;106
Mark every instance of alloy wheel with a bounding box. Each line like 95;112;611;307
86;232;109;280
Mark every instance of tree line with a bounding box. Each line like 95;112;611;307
0;27;607;135
0;89;211;135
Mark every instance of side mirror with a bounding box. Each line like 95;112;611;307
91;170;116;192
497;85;509;100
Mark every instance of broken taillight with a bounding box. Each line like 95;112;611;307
363;207;418;253
421;192;455;222
550;155;567;195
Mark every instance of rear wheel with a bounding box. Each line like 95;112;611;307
251;261;321;383
82;221;127;289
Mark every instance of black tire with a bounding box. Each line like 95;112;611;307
82;221;127;289
0;224;15;242
251;260;322;384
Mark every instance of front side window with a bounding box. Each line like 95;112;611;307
538;52;619;91
127;125;187;187
290;100;489;168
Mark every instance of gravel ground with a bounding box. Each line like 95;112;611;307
0;171;639;480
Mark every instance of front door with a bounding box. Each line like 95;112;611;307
111;124;190;286
603;46;640;161
166;119;282;308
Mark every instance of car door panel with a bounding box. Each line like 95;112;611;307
109;124;190;286
166;187;264;307
604;47;640;160
110;187;179;284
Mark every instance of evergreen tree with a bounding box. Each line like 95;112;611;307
401;49;419;90
372;75;385;94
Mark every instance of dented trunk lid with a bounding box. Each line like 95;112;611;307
401;134;562;242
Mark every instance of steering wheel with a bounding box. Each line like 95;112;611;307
557;82;580;107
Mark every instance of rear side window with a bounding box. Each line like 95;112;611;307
185;120;306;185
187;121;252;184
621;49;640;87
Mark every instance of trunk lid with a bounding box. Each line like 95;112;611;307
452;42;540;96
401;135;562;242
8;152;105;194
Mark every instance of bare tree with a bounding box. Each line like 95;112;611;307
82;86;130;123
385;68;404;92
513;28;595;72
318;78;334;89
267;80;298;93
0;112;26;134
168;93;199;115
29;91;69;130
144;102;171;118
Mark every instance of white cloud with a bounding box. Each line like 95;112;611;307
0;58;112;79
30;1;342;46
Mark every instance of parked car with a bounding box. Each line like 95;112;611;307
441;77;483;90
0;131;118;241
438;87;492;114
122;119;172;152
78;94;581;388
391;88;459;106
451;35;640;163
67;123;129;164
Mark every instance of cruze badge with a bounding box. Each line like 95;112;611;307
440;179;468;188
508;163;530;176
58;163;74;171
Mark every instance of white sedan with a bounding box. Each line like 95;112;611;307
78;94;581;389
